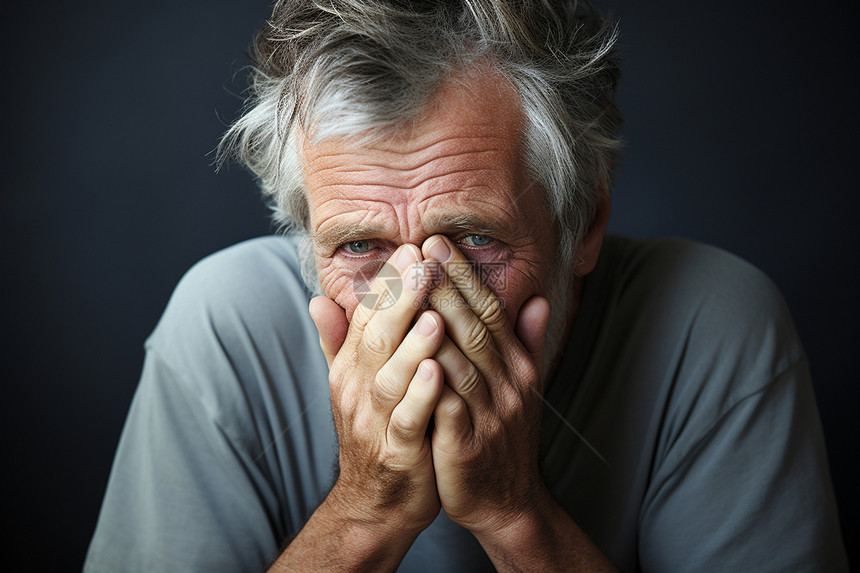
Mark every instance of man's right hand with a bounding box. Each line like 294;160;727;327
268;244;446;571
309;244;445;536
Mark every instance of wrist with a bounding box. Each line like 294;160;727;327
470;490;617;572
326;480;435;539
290;487;424;570
272;488;427;572
470;485;557;549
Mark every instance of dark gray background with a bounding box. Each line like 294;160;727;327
3;0;857;570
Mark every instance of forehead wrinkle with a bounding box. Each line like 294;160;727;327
311;168;498;194
374;135;510;166
415;184;523;220
310;156;513;211
304;134;511;176
305;158;510;203
311;199;398;247
413;191;522;235
406;165;507;192
309;188;406;211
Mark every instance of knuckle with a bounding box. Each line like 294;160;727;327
350;301;374;327
498;383;523;411
438;393;466;419
390;412;422;440
523;364;540;387
329;346;358;378
510;359;540;392
371;369;401;408
405;337;438;365
476;297;505;326
456;363;482;395
362;323;394;357
461;321;492;354
329;367;355;403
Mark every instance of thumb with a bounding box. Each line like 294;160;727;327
514;295;550;376
308;296;349;367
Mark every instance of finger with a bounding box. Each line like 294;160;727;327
514;295;550;377
358;258;435;369
426;271;505;381
423;235;512;337
432;385;473;448
309;296;349;367
372;311;444;414
344;245;435;373
434;335;491;412
348;243;421;338
387;359;443;451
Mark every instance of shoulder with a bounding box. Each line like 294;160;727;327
143;235;326;425
149;235;315;347
162;235;313;318
605;235;788;317
595;235;806;414
597;239;846;571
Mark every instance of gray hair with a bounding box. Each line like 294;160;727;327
218;0;623;290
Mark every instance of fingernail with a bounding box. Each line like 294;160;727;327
416;313;436;336
395;245;418;270
419;361;433;380
426;237;451;263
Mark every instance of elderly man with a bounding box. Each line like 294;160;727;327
86;1;847;571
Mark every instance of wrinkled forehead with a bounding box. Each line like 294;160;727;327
300;63;524;153
299;71;528;208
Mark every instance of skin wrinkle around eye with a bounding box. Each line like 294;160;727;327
313;186;525;259
312;201;399;251
319;205;524;264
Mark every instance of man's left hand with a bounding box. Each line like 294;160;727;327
420;235;554;539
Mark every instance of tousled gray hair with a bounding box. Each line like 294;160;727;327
218;0;623;290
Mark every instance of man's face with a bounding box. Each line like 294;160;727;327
301;70;563;325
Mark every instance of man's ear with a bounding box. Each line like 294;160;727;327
574;191;611;276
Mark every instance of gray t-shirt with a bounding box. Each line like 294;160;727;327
84;234;848;572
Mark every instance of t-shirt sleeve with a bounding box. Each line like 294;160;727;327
638;358;847;572
84;237;334;573
631;239;848;572
83;348;282;572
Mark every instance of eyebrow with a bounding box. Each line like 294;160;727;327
313;223;389;252
420;212;509;235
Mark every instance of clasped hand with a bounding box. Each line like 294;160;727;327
309;236;552;540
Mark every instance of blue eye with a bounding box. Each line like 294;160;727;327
343;239;376;254
462;234;493;247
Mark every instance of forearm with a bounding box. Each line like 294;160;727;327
474;494;616;573
268;488;421;573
